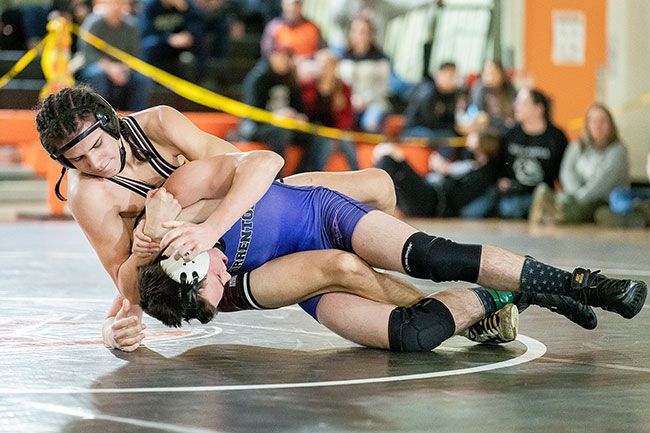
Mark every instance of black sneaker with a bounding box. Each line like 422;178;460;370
570;268;647;319
516;292;598;330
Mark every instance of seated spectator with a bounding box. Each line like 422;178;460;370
327;0;433;54
139;0;204;80
595;147;650;228
51;0;92;50
301;49;359;170
238;45;331;173
195;0;233;59
484;88;568;219
337;15;391;134
260;0;322;60
373;131;501;218
0;5;28;50
401;61;468;160
529;103;629;225
465;58;516;135
12;0;50;47
74;0;152;111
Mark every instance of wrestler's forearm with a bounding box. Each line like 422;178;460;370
116;253;154;302
203;151;284;235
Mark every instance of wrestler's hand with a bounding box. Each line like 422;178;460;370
132;219;161;258
144;187;182;241
103;299;146;352
159;220;216;262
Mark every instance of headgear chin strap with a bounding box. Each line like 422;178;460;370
50;92;123;201
160;252;211;321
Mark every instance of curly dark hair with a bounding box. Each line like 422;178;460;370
138;257;216;328
34;85;151;199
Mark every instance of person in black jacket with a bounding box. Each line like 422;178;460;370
492;88;568;218
238;44;331;173
139;0;205;80
374;130;500;218
400;61;469;161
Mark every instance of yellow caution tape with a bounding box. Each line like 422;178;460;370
69;23;469;147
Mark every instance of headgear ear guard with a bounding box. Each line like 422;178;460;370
49;93;121;168
160;252;211;321
48;93;126;200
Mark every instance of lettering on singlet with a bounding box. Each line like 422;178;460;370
229;206;255;273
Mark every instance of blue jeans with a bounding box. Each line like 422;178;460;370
357;106;387;133
609;187;650;214
19;6;48;42
459;185;498;218
76;63;153;112
498;193;534;219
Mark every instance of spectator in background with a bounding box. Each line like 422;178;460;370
8;0;51;47
595;146;650;228
487;88;568;219
139;0;204;80
373;130;501;218
302;49;359;170
260;0;322;60
75;0;152;111
0;3;28;50
337;15;391;134
328;0;435;53
238;45;331;173
529;103;629;225
195;0;234;59
466;59;516;135
401;61;468;160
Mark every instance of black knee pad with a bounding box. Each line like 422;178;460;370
388;298;456;352
401;232;482;283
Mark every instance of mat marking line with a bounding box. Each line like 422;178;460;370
0;335;546;395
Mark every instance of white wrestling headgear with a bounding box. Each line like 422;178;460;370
160;251;211;283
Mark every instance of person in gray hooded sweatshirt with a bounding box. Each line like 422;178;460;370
529;103;629;225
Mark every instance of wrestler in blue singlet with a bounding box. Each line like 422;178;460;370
110;117;372;320
220;182;373;319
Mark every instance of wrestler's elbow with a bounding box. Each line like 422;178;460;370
243;150;284;176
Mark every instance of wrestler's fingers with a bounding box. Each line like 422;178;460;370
134;230;152;244
160;227;185;250
113;324;145;341
117;332;146;348
111;315;138;331
119;341;143;352
161;220;185;228
163;238;191;260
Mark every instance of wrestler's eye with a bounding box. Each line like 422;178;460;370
70;155;84;162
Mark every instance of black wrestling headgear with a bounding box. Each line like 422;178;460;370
49;93;126;200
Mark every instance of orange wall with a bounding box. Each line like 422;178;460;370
524;0;607;136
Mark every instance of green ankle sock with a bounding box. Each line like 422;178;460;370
471;287;514;315
485;288;515;310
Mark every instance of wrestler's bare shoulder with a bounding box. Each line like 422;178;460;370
129;106;183;141
67;171;139;215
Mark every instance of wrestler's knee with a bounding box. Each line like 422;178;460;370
366;167;396;213
329;251;370;282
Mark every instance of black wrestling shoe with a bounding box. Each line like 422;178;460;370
570;268;647;319
516;292;598;330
